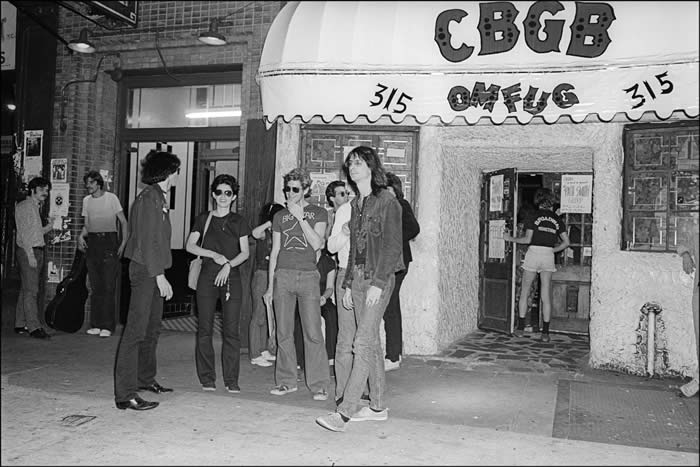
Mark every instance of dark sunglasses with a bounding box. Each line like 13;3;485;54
214;189;234;197
283;186;302;193
335;191;347;197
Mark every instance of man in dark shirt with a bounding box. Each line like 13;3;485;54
114;150;180;411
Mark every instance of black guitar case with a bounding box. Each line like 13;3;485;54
45;249;88;333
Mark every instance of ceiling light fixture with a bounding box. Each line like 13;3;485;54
68;28;96;54
185;109;242;119
198;2;254;46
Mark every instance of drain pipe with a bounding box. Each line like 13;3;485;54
641;302;663;377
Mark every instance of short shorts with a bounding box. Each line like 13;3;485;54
522;245;556;273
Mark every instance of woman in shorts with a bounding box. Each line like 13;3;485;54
504;188;570;342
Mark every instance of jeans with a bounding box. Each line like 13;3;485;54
337;266;394;417
384;264;409;362
86;232;120;331
273;268;329;392
114;261;164;403
334;267;352;401
16;247;44;332
250;269;276;358
196;268;242;387
321;301;338;360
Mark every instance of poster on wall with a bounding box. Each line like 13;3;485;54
560;174;593;213
51;159;67;182
49;183;70;217
489;174;504;212
310;172;340;200
488;219;506;259
47;261;62;283
22;130;43;182
1;1;16;71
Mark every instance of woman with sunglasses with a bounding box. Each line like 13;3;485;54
185;174;251;393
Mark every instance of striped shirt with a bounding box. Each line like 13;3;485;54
15;198;45;250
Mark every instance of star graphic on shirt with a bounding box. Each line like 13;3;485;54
282;221;308;249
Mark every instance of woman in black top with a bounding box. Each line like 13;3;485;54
504;188;570;342
186;174;251;393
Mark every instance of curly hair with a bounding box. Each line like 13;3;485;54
283;168;311;190
342;146;387;196
210;173;239;196
83;170;104;189
140;150;181;185
534;188;556;210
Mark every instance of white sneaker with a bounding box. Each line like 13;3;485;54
680;378;699;397
99;329;112;337
251;356;273;367
86;328;100;335
260;350;276;361
350;406;389;422
384;358;400;372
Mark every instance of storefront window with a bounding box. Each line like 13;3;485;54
300;126;418;210
126;84;241;128
622;122;699;252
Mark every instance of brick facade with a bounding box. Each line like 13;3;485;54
46;1;283;317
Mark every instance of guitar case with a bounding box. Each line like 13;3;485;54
45;248;88;333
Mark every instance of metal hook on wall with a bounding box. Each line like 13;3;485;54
59;53;122;133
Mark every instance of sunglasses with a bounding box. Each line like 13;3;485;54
283;186;302;193
214;189;234;197
335;191;347;197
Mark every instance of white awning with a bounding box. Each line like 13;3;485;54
257;1;699;126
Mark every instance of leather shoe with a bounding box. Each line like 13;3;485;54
138;382;173;393
14;326;29;335
29;328;50;339
115;396;159;411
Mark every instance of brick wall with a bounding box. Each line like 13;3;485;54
46;1;283;317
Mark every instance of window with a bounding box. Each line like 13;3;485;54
299;126;418;210
622;122;699;252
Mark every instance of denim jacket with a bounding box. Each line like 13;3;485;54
342;188;404;290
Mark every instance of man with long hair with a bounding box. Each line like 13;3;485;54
316;146;403;432
114;150;180;411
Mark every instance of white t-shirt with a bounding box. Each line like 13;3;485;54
327;202;351;268
82;191;123;233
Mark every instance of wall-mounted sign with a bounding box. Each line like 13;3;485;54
560;174;593;214
88;1;138;27
1;1;17;71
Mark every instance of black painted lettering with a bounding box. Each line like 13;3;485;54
500;83;523;113
468;82;501;112
552;83;579;109
434;9;474;63
524;1;565;53
447;86;471;111
522;86;550;115
566;2;615;58
478;2;520;56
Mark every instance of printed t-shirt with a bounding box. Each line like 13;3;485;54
272;203;328;271
526;209;566;247
82;192;123;233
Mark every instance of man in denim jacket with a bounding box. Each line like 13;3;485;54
316;146;403;432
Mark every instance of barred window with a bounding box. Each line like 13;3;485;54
622;122;699;252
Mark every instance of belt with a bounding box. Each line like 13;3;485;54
88;232;117;237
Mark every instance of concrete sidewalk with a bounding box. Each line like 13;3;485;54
1;328;698;465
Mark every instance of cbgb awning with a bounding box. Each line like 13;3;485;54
257;1;699;126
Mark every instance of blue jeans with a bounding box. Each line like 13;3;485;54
334;267;353;401
86;232;120;331
273;268;329;392
337;267;395;417
250;269;276;358
195;268;242;387
15;246;44;332
114;261;163;403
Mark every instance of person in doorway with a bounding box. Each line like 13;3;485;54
114;150;180;411
186;174;251;393
249;202;285;367
78;170;128;338
316;146;403;432
503;188;570;343
678;224;699;397
383;172;420;371
14;177;56;339
263;168;330;401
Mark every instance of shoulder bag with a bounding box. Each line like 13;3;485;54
188;211;214;290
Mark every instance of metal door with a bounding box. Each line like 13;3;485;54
478;168;518;334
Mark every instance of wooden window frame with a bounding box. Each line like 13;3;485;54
621;120;699;252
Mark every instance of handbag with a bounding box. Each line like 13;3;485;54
188;211;214;290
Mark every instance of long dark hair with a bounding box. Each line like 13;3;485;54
342;146;387;196
140;150;180;185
